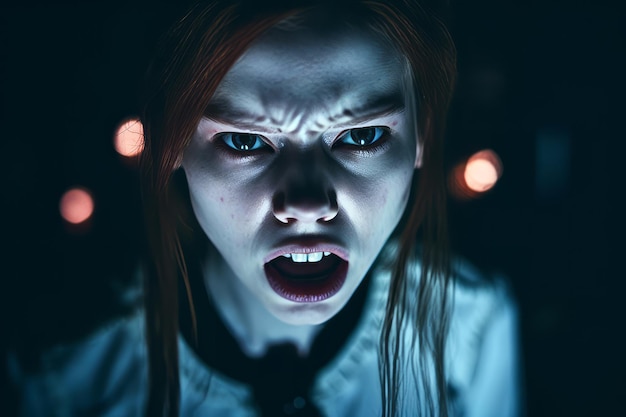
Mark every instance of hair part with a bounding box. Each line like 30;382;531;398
140;1;456;416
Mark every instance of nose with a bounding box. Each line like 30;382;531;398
273;187;338;224
272;155;338;224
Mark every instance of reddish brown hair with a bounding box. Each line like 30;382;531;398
140;1;456;416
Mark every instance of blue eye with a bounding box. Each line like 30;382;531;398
221;133;269;152
337;127;387;147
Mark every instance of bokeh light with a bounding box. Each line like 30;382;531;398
60;187;94;224
464;152;500;192
114;118;144;157
449;149;503;199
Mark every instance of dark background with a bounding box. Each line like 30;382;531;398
2;1;624;416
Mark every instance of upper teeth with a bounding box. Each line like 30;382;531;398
281;252;331;263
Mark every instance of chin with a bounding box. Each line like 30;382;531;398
271;297;345;326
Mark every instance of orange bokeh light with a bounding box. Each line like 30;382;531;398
60;187;94;224
114;118;144;157
463;150;502;192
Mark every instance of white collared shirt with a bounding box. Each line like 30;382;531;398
8;257;521;417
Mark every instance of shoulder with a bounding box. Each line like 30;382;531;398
446;258;521;417
377;241;514;321
449;257;515;338
446;256;517;369
8;311;148;417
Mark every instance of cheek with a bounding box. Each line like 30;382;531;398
339;166;413;239
354;148;414;205
187;186;261;259
376;172;413;223
183;158;271;244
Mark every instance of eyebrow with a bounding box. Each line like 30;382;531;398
204;92;405;133
332;96;405;129
204;101;279;133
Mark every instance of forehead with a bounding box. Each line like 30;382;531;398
208;19;409;132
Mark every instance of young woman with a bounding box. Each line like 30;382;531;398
10;1;520;416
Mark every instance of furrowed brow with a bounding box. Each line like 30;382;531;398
204;92;406;132
332;93;406;128
204;100;278;134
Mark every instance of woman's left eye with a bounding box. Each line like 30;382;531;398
336;127;387;147
220;133;269;152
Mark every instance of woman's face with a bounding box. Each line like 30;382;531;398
182;21;419;325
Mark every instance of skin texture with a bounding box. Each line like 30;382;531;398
181;20;419;356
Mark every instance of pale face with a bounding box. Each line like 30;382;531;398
182;21;419;326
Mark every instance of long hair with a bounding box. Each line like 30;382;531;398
139;1;456;416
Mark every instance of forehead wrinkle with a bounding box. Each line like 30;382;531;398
326;91;406;129
205;106;279;134
204;26;412;136
205;88;407;136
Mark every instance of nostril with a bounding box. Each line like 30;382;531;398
318;191;338;223
272;192;290;224
272;188;338;224
272;192;293;223
322;189;339;222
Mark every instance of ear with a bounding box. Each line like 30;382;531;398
414;122;423;168
414;141;423;168
414;115;431;169
174;155;184;171
173;148;185;171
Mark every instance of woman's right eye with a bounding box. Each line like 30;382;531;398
219;133;270;152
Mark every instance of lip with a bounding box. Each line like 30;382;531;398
263;236;349;303
264;258;348;303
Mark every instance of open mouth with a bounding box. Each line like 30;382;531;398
264;251;348;303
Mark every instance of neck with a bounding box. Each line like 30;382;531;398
203;248;323;358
